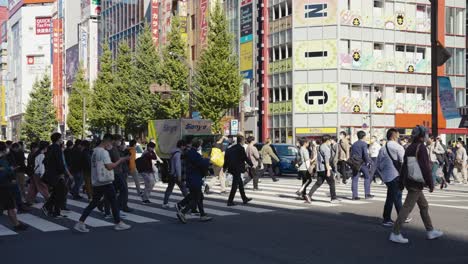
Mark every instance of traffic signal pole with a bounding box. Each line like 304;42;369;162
430;0;438;137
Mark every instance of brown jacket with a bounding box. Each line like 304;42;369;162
337;139;350;161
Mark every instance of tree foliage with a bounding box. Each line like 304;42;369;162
193;2;242;132
160;16;189;119
67;66;90;138
21;74;57;143
88;43;123;132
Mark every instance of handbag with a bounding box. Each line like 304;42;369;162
210;147;224;168
407;144;425;183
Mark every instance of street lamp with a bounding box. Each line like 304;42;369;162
168;51;193;118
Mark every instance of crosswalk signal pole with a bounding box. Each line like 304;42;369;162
430;0;438;137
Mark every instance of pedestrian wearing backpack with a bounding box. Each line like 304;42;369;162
26;141;50;205
163;140;189;208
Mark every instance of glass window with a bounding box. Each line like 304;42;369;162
351;84;361;98
416;87;426;100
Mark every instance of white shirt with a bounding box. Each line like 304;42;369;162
34;153;45;177
369;142;381;158
91;147;114;186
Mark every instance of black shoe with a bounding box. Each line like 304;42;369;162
24;202;33;207
13;223;29;231
365;195;375;200
243;198;252;205
227;202;237;207
142;200;152;204
191;209;199;215
352;197;361;200
97;202;104;213
72;195;84;200
41;206;50;217
204;185;212;195
273;179;279;182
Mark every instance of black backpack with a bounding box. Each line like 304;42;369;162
135;156;146;172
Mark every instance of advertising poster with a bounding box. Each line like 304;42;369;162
35;17;51;35
294;83;337;113
294;40;337;70
65;44;79;88
438;77;460;120
294;0;337;27
200;0;208;46
240;2;253;43
240;42;253;79
52;19;63;123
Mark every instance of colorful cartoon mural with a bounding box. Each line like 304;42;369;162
340;96;431;114
294;0;338;27
340;51;430;73
294;83;338;113
294;40;337;70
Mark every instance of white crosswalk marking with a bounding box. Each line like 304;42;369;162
0;224;17;236
66;199;159;224
14;213;68;232
32;203;113;227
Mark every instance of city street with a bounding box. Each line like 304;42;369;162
1;177;468;264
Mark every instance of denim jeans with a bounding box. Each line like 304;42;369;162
71;171;84;197
383;177;403;222
164;177;188;204
352;165;371;198
79;184;120;224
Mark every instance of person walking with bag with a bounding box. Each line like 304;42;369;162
163;140;189;208
307;135;340;204
454;141;467;184
243;136;262;191
389;126;443;244
26;141;50;205
295;138;313;203
137;142;160;204
337;132;351;184
207;135;227;194
260;138;279;182
74;134;131;233
376;129;410;227
225;135;253;206
350;131;373;200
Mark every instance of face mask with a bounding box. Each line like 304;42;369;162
105;144;113;150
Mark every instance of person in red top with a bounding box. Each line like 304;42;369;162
389;125;443;244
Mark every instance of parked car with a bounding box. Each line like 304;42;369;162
255;143;299;175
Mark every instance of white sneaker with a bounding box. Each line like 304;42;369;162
162;203;171;209
427;230;443;240
389;233;409;244
74;222;90;233
404;217;412;223
330;199;341;204
114;222;132;231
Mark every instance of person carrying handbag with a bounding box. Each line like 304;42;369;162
389;125;443;244
243;136;262;191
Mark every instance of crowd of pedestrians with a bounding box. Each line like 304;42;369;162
0;125;467;244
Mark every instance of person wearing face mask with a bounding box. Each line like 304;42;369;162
74;133;131;233
108;135;132;212
42;133;68;218
138;142;160;204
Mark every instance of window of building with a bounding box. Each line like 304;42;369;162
446;7;465;35
374;43;383;58
416;87;426;100
191;45;196;61
305;51;328;58
396;87;405;103
446;48;466;75
351;84;361;98
455;89;465;107
191;15;196;30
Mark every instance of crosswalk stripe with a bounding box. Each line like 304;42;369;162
128;188;274;213
125;200;183;219
127;194;238;216
32;203;113;227
0;224;17;236
66;199;159;224
13;213;68;232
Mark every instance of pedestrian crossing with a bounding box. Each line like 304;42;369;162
1;177;467;237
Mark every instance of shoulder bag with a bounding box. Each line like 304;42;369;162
386;144;402;172
407;144;425;183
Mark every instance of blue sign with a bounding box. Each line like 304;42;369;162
241;70;253;79
240;34;253;43
438;77;460;120
192;112;201;120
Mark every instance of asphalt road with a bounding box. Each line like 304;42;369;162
2;178;468;264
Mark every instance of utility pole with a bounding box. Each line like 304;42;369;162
430;0;438;137
82;96;86;139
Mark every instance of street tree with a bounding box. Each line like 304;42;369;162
88;42;123;132
67;66;90;138
20;73;57;143
160;15;189;119
193;1;242;132
130;24;163;133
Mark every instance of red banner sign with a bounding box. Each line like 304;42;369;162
27;56;34;65
151;0;159;45
200;0;208;45
35;17;51;35
52;19;63;123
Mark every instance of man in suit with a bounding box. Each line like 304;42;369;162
350;131;374;200
224;135;253;206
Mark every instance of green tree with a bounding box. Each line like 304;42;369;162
67;66;90;138
160;15;189;118
21;74;57;143
193;1;242;132
129;25;163;133
88;43;123;132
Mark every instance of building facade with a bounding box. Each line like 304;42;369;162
6;0;54;141
0;5;8;140
262;0;466;144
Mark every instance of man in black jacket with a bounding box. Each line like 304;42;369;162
224;135;253;206
42;132;68;218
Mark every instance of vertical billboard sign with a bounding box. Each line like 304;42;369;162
200;0;208;46
52;19;64;123
240;0;253;80
438;77;461;120
160;0;172;45
151;0;160;45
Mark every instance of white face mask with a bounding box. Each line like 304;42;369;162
105;144;113;150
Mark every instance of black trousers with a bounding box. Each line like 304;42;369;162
80;184;121;224
308;171;337;200
228;172;248;203
299;170;312;196
44;178;67;215
243;167;260;189
181;186;205;216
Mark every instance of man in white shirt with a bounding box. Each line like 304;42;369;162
74;134;131;233
376;129;408;227
369;136;382;183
